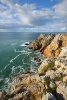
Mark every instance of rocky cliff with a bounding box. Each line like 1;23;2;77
0;34;67;100
29;34;67;58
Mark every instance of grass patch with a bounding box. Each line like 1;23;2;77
55;76;63;81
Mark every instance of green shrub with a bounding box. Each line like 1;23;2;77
55;76;63;81
45;77;51;87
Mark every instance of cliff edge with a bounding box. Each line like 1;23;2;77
0;33;67;100
29;34;67;58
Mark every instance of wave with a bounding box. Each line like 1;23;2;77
14;49;32;54
11;65;25;76
10;54;21;63
21;42;29;47
0;63;10;73
0;54;21;73
11;42;17;46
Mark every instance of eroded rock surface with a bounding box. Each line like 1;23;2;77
0;33;67;100
29;34;67;58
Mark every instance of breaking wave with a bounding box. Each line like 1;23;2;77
0;43;44;92
21;42;29;47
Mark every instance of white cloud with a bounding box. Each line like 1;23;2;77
0;0;13;8
61;27;66;31
53;0;67;18
0;0;67;32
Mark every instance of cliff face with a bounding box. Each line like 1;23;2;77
29;34;67;58
0;33;67;100
0;46;67;100
44;34;67;58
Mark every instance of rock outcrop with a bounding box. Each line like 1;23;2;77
29;34;46;50
44;34;67;58
42;92;56;100
29;34;67;58
29;34;55;52
56;82;67;100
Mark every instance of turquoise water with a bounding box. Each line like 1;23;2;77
0;32;44;92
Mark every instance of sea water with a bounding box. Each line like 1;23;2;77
0;32;44;92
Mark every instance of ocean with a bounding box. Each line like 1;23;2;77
0;32;44;92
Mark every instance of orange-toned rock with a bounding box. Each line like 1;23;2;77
44;34;67;58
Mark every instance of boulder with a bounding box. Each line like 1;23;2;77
38;58;55;75
63;76;67;83
56;82;67;100
55;58;67;73
59;46;67;57
45;70;62;80
42;92;56;100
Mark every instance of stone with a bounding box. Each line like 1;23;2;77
42;92;56;100
56;82;67;100
5;73;45;100
44;34;67;58
29;34;46;50
55;58;67;72
38;58;55;75
29;34;55;53
29;39;42;50
63;76;67;83
29;34;67;58
49;81;56;89
59;46;67;57
39;34;55;53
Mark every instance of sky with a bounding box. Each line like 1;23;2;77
0;0;67;32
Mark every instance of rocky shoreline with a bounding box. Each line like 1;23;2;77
0;34;67;100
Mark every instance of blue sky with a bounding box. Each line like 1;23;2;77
0;0;67;32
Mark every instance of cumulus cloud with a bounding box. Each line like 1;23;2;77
15;4;54;26
54;0;67;18
0;0;67;32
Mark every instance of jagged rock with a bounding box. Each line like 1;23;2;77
42;92;56;100
33;57;42;64
55;58;67;73
29;34;55;52
0;91;10;100
4;73;44;100
38;34;46;40
29;39;42;50
56;82;67;100
63;76;67;83
38;58;55;75
44;34;67;58
49;81;56;89
29;34;46;50
59;46;67;57
39;34;55;53
44;34;61;58
29;34;67;58
45;70;62;80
